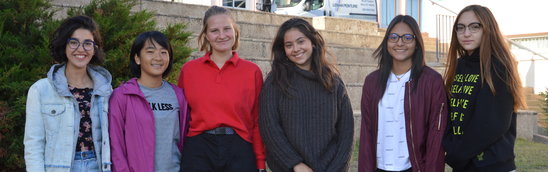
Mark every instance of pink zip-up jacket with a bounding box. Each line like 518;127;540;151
358;67;448;172
108;78;189;172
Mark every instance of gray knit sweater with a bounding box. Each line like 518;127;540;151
259;66;354;172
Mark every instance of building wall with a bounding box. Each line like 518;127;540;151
518;60;548;94
162;0;256;10
170;0;213;6
512;36;548;94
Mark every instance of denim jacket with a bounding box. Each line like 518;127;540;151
24;64;112;172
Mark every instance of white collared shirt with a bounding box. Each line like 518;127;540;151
376;70;412;171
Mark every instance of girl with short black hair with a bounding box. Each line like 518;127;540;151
109;31;189;172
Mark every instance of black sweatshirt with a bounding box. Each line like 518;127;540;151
259;66;354;172
443;50;517;172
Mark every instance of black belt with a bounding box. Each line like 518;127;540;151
205;127;235;135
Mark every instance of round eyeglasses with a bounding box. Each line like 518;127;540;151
67;38;96;51
456;22;482;34
388;33;416;43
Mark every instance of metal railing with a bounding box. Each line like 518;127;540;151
435;14;455;62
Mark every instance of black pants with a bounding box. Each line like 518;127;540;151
180;133;257;172
452;158;516;172
376;168;412;172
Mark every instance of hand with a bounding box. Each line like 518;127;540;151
293;163;313;172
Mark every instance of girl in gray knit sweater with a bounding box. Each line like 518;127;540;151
259;18;354;172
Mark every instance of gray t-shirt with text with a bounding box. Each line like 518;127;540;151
139;81;180;172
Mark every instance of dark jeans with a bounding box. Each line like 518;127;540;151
180;132;257;172
376;168;412;172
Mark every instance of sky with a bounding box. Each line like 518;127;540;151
429;0;548;35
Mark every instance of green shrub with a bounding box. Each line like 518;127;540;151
540;88;548;115
540;88;548;134
0;0;192;170
68;0;193;85
0;0;58;170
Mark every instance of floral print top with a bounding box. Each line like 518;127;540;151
69;86;95;152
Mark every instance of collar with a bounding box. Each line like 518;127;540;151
390;69;412;82
47;64;112;97
120;78;144;96
200;51;241;67
293;64;317;80
463;48;480;62
119;78;174;97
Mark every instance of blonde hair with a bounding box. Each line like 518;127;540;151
197;6;240;52
444;5;526;110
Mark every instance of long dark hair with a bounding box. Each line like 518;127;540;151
444;5;525;110
373;15;425;93
270;18;338;95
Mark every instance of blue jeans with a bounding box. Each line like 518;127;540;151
71;150;99;172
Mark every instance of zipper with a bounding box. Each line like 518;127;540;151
373;106;378;168
407;81;421;172
438;103;445;130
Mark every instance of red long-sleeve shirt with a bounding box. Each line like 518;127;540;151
177;52;266;169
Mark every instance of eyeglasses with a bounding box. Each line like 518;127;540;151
67;38;96;51
456;22;482;34
387;33;416;43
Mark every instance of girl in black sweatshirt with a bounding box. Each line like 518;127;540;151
443;5;526;172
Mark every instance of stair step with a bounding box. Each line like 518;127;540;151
135;1;446;112
338;63;376;84
346;84;364;111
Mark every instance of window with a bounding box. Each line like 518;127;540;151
310;0;324;10
275;0;301;8
223;0;246;8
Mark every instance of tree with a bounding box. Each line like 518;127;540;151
0;0;192;170
68;0;193;85
0;0;58;170
540;89;548;133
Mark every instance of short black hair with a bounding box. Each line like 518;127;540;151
129;31;174;78
50;15;105;64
